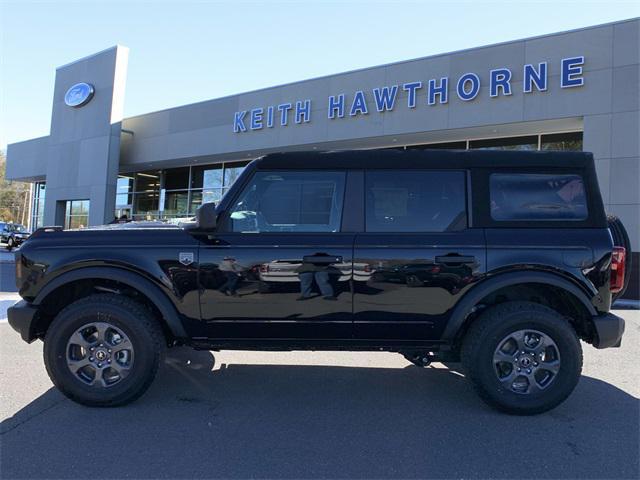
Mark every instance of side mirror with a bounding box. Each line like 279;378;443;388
196;202;217;231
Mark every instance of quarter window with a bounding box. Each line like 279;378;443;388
365;171;467;232
229;171;346;233
490;173;588;221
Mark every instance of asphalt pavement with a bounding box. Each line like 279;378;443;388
1;298;638;479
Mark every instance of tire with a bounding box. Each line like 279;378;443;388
607;215;632;302
43;293;165;407
6;238;14;251
461;301;582;415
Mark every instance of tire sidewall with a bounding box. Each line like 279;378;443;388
469;307;582;414
44;300;159;406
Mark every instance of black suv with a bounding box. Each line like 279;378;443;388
8;150;627;414
1;223;30;251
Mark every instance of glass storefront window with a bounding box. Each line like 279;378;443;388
134;171;161;191
409;141;467;150
541;132;583;151
163;167;190;190
31;182;46;230
191;166;222;189
116;175;134;207
133;191;159;218
163;190;189;216
189;189;222;214
469;135;538;150
223;164;246;186
65;200;89;229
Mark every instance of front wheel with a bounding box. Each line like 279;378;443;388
6;238;14;251
44;294;165;407
461;301;582;415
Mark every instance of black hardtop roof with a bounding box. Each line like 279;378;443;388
254;149;594;170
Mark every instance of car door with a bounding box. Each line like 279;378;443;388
353;169;486;341
197;169;355;340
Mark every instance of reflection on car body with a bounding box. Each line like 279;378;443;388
372;259;478;293
259;259;372;283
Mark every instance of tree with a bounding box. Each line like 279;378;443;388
0;150;31;225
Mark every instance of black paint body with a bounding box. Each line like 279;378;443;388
12;150;618;350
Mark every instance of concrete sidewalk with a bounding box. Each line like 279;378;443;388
0;292;21;321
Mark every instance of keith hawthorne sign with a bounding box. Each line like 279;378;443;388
233;56;585;133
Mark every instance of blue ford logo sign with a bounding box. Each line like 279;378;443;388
64;82;95;108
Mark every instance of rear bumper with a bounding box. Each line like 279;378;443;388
7;300;40;343
592;312;625;349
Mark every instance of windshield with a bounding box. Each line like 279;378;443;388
12;225;28;233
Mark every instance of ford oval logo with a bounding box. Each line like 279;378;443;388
64;82;95;108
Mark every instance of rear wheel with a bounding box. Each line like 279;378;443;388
461;301;582;415
44;294;165;407
6;238;14;251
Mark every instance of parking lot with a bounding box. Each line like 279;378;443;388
1;292;638;479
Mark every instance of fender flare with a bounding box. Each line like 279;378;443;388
441;271;597;341
34;266;188;338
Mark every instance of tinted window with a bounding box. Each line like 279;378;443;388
229;171;346;233
365;171;466;232
490;173;588;221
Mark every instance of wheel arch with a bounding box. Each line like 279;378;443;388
33;267;188;340
442;271;597;343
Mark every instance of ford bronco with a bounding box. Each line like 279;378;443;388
8;149;627;414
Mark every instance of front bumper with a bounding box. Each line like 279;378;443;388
7;300;40;343
592;312;625;349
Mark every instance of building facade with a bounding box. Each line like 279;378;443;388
5;19;639;295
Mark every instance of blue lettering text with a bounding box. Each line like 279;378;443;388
250;108;263;130
328;94;345;119
523;62;547;93
428;77;448;105
403;82;422;108
373;85;398;112
233;111;247;132
457;73;480;101
278;103;292;126
295;100;311;123
490;69;512;97
350;90;368;116
561;56;584;88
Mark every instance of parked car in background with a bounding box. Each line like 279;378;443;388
1;223;31;251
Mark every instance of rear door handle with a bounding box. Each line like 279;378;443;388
435;255;476;265
303;255;343;264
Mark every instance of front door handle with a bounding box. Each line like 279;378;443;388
435;255;476;265
302;254;343;264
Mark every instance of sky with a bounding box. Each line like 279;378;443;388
1;0;638;150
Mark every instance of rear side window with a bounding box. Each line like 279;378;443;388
490;173;588;221
365;170;467;232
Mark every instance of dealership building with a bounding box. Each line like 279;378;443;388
5;18;639;297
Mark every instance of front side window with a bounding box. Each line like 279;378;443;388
490;173;588;221
229;171;346;233
365;170;467;232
